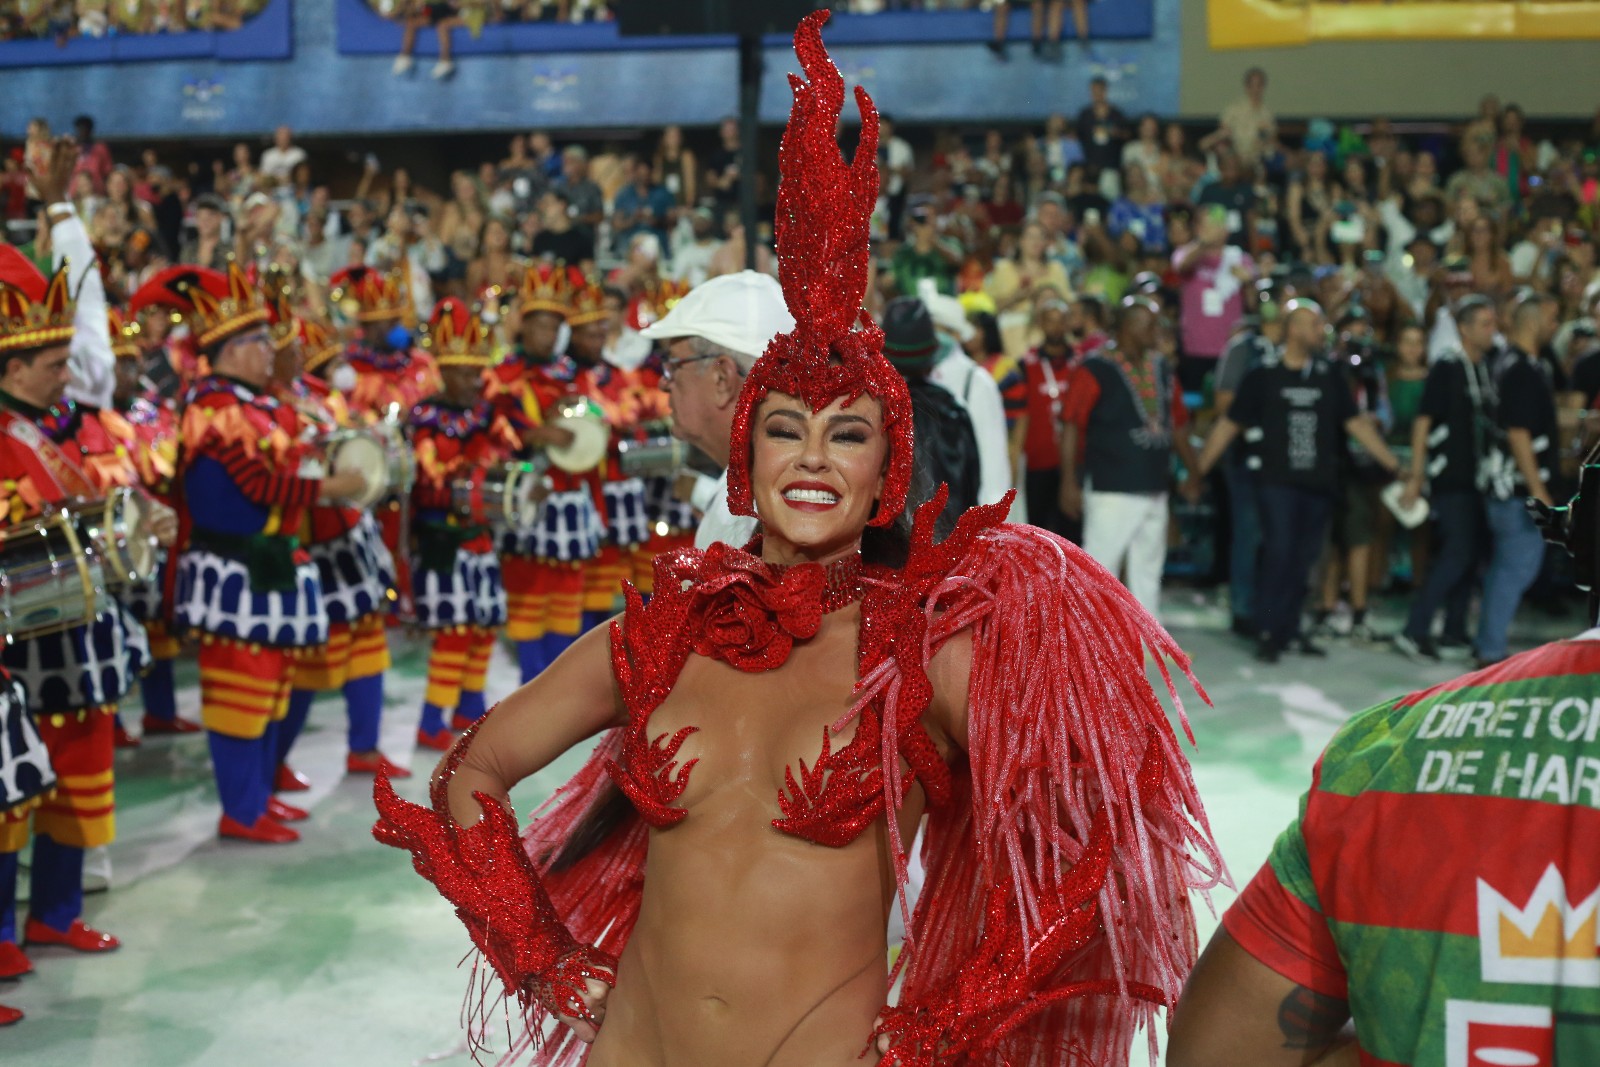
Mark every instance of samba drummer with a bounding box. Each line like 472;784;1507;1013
107;306;198;739
0;247;177;976
408;298;522;751
485;262;605;683
130;264;370;845
265;290;409;790
328;263;441;611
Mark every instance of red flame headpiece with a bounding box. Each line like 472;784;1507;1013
724;12;912;528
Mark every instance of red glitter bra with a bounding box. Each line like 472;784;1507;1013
605;542;952;847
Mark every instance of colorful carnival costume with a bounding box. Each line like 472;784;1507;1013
328;265;441;613
269;307;404;787
485;264;606;682
374;18;1223;1066
0;250;133;974
0;665;45;1024
131;264;329;845
625;281;700;590
107;307;196;738
409;299;521;749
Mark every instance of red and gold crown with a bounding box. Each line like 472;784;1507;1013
725;12;912;528
108;306;142;359
0;245;75;358
567;273;609;328
129;262;269;352
329;264;412;324
261;268;300;352
424;297;492;368
630;278;691;331
298;317;342;374
518;261;578;319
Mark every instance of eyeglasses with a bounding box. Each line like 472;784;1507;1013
659;353;717;385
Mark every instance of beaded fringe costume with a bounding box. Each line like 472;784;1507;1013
376;12;1224;1066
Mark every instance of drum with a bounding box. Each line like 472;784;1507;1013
546;396;610;474
453;459;550;530
316;429;392;510
0;509;102;640
371;419;417;498
617;435;690;479
70;487;158;589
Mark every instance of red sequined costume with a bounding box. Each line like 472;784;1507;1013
374;14;1223;1067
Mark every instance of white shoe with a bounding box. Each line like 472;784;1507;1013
430;59;455;79
392;54;413;75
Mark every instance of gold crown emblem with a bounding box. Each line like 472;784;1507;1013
329;264;412;324
518;261;578;319
423;297;492;368
0;246;75;357
1478;865;1600;987
108;306;142;359
567;274;609;327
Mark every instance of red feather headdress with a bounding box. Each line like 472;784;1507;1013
724;10;913;528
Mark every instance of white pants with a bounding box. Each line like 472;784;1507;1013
1082;489;1169;617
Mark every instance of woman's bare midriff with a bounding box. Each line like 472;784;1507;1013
586;607;928;1067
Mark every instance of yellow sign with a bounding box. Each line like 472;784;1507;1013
1209;0;1600;48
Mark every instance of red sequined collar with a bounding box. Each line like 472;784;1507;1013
687;544;864;673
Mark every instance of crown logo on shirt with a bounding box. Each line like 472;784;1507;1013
1478;865;1600;987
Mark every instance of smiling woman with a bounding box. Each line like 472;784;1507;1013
373;12;1222;1067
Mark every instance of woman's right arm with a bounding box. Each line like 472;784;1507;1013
445;621;626;826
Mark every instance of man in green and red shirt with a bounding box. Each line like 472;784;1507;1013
1172;599;1600;1061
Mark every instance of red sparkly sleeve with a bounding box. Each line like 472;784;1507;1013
371;717;618;1050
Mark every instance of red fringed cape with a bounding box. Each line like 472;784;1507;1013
509;493;1225;1066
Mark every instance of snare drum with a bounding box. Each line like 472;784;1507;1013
69;487;158;590
453;459;550;529
617;435;690;479
546;395;610;473
0;509;102;640
319;430;391;510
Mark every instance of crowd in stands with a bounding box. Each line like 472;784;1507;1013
6;73;1600;661
0;0;270;41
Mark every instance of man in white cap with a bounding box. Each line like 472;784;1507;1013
917;279;1019;519
641;270;795;550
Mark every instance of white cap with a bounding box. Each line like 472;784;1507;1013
640;270;794;359
918;278;975;343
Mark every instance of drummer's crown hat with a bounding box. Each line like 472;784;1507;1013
329;264;412;324
298;317;343;375
424;297;492;368
631;278;691;331
262;268;300;353
567;273;609;328
0;245;75;358
129;262;268;352
108;306;142;359
518;261;579;319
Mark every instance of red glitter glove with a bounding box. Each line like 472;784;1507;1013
372;751;617;1030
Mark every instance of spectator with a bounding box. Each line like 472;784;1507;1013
1108;163;1168;264
437;169;487;267
1462;214;1516;298
90;167;156;255
466;216;523;298
919;281;1015;512
1477;292;1560;667
498;134;546;217
705;117;742;213
366;202;444;312
611;155;674;257
1159;121;1203;203
301;209;349;287
1076;76;1129;192
555;145;604;243
1195;299;1403;663
1120;113;1163;192
70;115;113;195
1060;296;1203;616
986;220;1071;359
530;189;592;267
983;171;1026;231
879;114;914;240
1203;68;1278;170
1494;103;1537;207
1196;148;1257;250
652;125;697;210
179;193;233;271
1038;113;1084;185
1286;150;1337;265
669;208;722;288
1445;137;1513;217
393;0;461;80
1172;205;1257;392
888;204;961;298
973;129;1012;194
259;126;306;185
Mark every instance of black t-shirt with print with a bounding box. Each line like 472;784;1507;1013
1230;358;1357;495
1418;355;1491;495
1490;346;1559;500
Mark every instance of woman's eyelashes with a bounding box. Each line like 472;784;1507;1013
762;424;870;445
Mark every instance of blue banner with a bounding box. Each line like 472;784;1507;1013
0;0;292;69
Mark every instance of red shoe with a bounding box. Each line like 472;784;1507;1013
23;918;120;953
416;727;453;752
448;714;481;732
348;752;415;777
0;941;31;978
141;714;202;736
218;814;300;844
113;722;141;749
274;764;312;793
266;797;309;823
0;1004;20;1026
